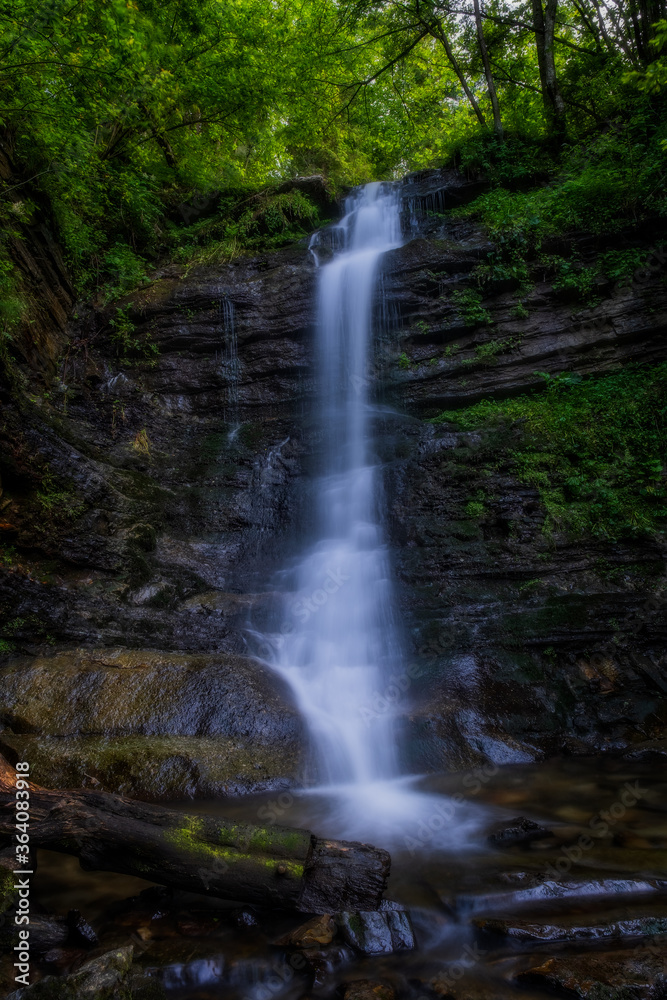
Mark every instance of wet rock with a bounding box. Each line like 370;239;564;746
66;909;98;948
0;648;304;796
0;734;302;799
28;914;69;953
487;816;552;848
0;648;301;740
341;981;395;1000
277;914;337;948
231;906;260;929
337;911;415;955
302;944;354;989
516;949;667;998
475;911;667;944
448;876;666;915
7;945;134;999
40;948;88;973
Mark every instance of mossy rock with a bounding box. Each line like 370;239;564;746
0;648;303;741
0;734;303;799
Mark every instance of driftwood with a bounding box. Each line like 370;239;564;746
0;757;390;913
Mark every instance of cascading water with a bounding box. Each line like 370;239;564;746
259;182;484;846
271;182;403;787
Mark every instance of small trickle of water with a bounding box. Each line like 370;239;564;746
215;293;239;423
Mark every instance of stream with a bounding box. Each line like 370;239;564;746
30;757;667;998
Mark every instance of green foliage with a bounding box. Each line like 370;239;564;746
456;119;667;243
434;365;667;540
599;248;649;283
102;246;148;302
552;258;599;303
625;21;667;93
464;494;486;518
470;336;520;365
451;288;492;327
36;469;84;519
170;188;324;266
473;252;530;292
397;352;411;370
109;308;159;365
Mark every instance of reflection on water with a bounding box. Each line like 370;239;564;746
22;756;667;1000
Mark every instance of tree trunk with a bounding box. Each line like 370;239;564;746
472;0;504;138
0;776;390;914
431;18;487;128
532;0;567;138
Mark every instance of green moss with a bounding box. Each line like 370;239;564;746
433;364;667;540
0;868;16;913
35;467;85;519
163;816;305;877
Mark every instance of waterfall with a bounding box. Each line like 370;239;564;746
263;183;403;787
257;183;484;846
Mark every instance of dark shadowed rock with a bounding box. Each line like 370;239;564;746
487;816;552;848
516;949;667;998
341;981;395;1000
7;946;135;1000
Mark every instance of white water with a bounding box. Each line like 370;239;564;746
259;183;485;848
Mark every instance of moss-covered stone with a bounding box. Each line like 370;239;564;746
0;734;303;799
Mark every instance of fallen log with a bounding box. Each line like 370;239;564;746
0;759;390;913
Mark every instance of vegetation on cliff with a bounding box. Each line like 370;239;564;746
435;365;667;540
1;0;666;545
1;0;667;318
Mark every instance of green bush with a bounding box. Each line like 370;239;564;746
451;288;492;327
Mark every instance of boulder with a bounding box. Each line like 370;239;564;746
0;648;304;796
336;910;415;955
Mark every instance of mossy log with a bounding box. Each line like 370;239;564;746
0;764;390;913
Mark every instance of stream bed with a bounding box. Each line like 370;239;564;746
21;754;667;999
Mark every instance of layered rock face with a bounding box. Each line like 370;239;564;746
0;242;316;793
1;170;666;795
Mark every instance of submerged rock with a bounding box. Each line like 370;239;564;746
487;816;552;848
475;910;667;944
277;914;337;948
7;946;137;1000
341;981;395;1000
516;949;667;998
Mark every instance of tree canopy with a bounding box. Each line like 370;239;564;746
1;0;666;302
